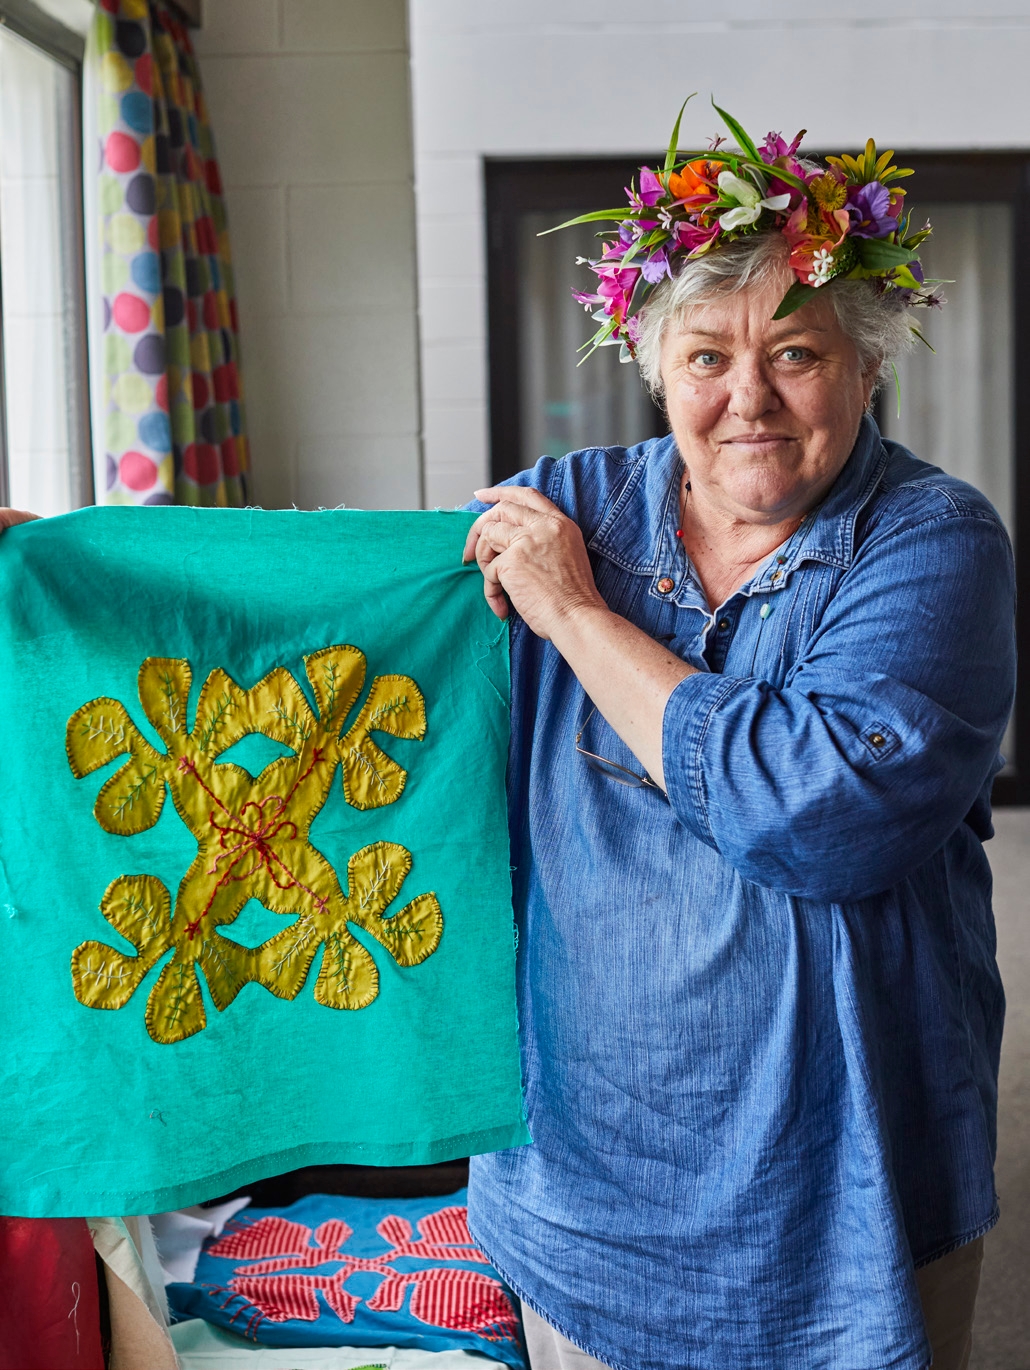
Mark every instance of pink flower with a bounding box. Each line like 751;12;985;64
596;265;640;322
573;251;642;332
630;166;665;208
766;166;807;204
759;130;805;164
756;132;809;201
673;219;721;255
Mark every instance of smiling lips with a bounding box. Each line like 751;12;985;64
721;433;798;446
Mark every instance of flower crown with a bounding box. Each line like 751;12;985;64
552;97;940;363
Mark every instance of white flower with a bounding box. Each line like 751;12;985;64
806;248;836;287
716;170;792;231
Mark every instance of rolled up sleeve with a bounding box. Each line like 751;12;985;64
662;511;1016;901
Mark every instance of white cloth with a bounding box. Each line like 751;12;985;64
170;1316;490;1368
87;1216;170;1328
520;1306;606;1369
87;1216;180;1370
150;1197;251;1285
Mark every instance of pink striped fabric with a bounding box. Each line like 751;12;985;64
203;1201;520;1348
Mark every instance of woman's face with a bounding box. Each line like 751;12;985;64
659;271;875;526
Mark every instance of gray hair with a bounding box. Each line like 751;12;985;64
633;232;914;400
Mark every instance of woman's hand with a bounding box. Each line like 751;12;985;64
465;484;694;788
0;509;39;534
463;486;605;640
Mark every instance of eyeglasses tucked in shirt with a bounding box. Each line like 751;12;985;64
574;704;659;789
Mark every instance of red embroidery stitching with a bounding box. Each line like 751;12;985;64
205;1204;516;1342
178;749;332;939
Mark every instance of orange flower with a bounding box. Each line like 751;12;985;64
667;160;718;203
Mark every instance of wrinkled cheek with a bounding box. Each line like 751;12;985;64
663;382;727;465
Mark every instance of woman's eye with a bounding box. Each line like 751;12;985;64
693;351;722;367
780;347;809;362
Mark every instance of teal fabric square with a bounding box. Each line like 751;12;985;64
0;507;528;1216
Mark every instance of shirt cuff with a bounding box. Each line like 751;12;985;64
662;671;753;845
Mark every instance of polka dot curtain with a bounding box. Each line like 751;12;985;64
92;0;248;506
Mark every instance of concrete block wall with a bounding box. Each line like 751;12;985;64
409;0;1030;506
194;0;422;510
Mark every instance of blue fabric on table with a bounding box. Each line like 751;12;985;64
466;415;1015;1370
167;1190;525;1366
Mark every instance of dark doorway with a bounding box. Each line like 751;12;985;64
485;153;1030;804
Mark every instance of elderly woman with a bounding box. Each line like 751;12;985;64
0;123;1012;1370
461;141;1015;1370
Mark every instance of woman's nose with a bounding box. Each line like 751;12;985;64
726;363;779;421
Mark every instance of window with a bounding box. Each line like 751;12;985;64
486;154;1030;804
0;1;91;515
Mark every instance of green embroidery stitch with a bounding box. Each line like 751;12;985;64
67;647;442;1044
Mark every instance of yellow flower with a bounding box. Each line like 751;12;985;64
810;173;847;212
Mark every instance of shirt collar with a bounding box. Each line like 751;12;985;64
588;415;888;591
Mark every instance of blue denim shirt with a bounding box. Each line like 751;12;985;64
466;416;1015;1370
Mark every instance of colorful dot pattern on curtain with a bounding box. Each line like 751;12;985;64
93;0;249;507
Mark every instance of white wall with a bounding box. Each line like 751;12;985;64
409;0;1030;506
194;0;422;510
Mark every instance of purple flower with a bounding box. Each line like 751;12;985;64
846;181;896;237
640;247;670;284
638;166;665;206
759;129;804;165
625;166;665;211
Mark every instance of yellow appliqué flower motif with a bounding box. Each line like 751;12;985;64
809;173;848;212
66;647;442;1044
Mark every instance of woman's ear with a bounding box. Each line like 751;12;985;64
862;359;882;413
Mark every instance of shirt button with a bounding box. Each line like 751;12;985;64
717;618;730;631
656;577;675;594
869;733;886;747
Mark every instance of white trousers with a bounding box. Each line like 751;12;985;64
522;1235;985;1370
